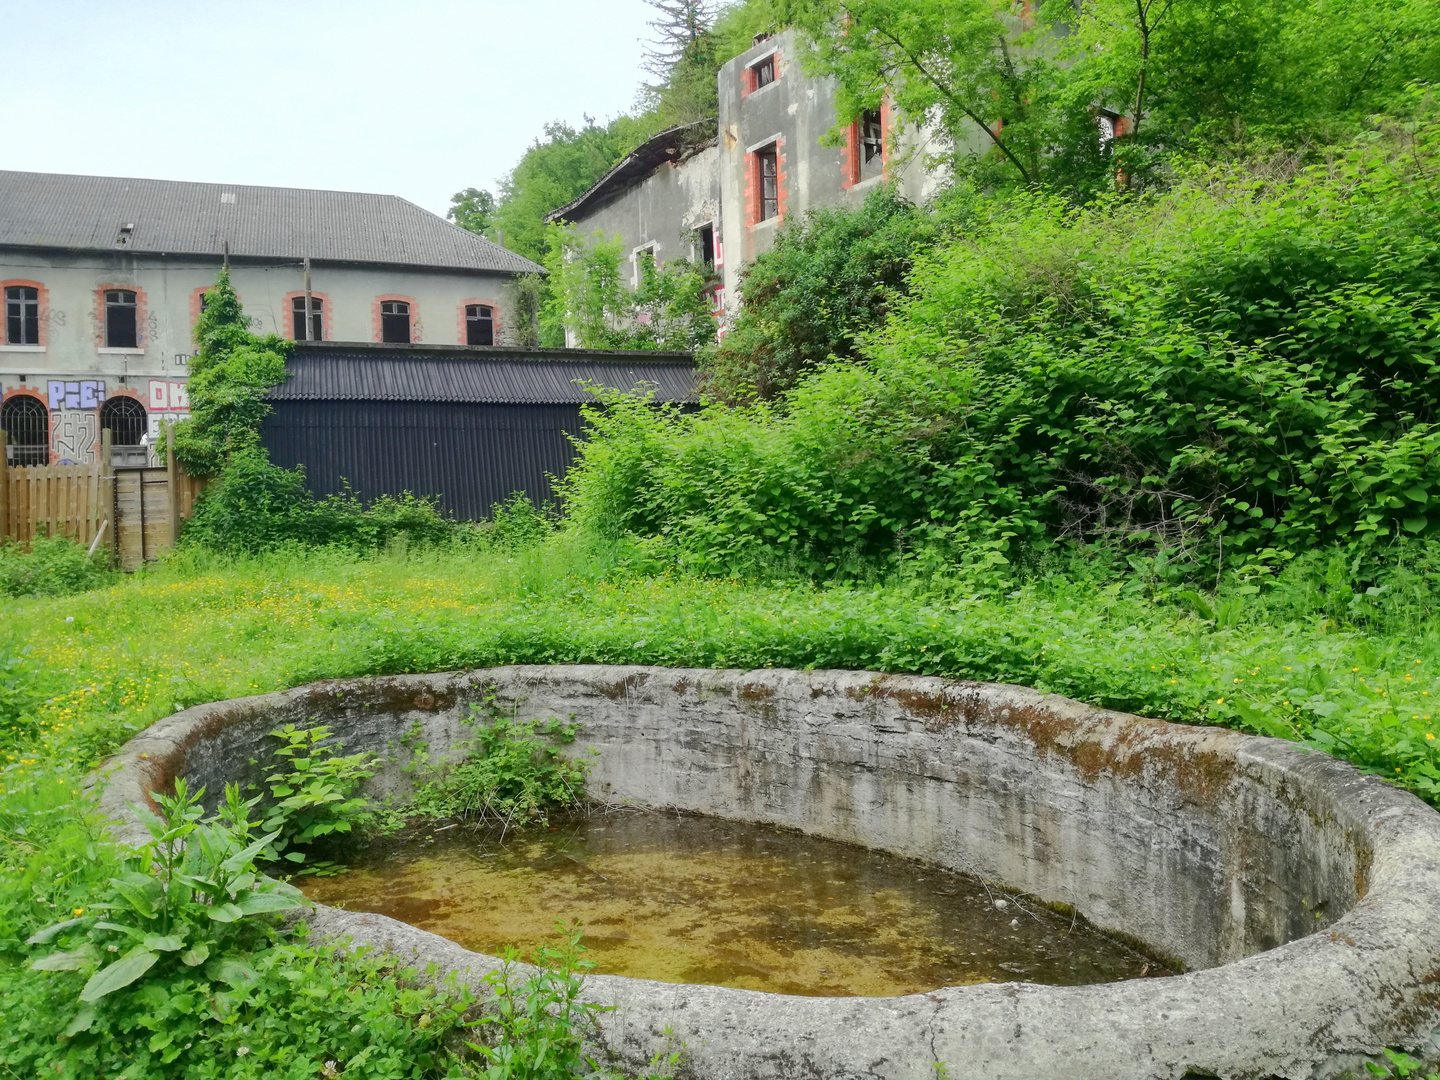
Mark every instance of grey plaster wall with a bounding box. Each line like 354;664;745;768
97;666;1440;1080
569;146;721;287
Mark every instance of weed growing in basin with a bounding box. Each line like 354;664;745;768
467;921;680;1080
406;709;589;832
253;724;378;874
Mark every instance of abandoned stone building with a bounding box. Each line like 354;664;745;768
0;170;543;466
547;28;946;327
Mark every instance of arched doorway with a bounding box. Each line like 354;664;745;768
0;395;49;467
101;397;149;467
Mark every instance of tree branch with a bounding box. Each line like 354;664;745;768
860;17;1035;184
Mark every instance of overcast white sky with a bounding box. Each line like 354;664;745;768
1;0;656;217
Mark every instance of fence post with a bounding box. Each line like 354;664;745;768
165;421;180;549
99;428;113;553
0;432;7;542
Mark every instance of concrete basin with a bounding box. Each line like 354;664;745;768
96;666;1440;1080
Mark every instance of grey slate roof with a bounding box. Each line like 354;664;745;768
0;170;543;275
270;343;697;405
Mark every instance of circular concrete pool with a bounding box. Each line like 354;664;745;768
97;666;1440;1080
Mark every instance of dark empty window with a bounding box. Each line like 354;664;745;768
101;396;148;447
752;54;775;89
861;109;884;166
465;304;494;346
381;300;411;343
1;396;48;467
697;224;716;270
292;295;323;340
757;146;779;221
105;290;138;348
5;286;39;345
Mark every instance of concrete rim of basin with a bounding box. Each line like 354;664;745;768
94;665;1440;1080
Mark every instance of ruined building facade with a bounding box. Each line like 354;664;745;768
547;29;945;330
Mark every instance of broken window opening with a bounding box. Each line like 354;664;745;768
757;146;779;221
861;109;884;167
292;295;324;340
380;300;411;343
752;55;775;89
105;290;138;348
1;395;48;467
5;286;39;345
466;304;494;346
698;224;716;271
634;247;656;288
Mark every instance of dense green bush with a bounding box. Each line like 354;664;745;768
169;269;290;478
704;186;938;400
566;119;1440;582
0;535;112;598
182;448;460;555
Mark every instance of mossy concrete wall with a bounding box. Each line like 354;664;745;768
98;666;1440;1080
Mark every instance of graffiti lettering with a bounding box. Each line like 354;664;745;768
148;380;190;411
48;380;105;411
53;410;98;465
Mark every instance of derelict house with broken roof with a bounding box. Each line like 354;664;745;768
0;169;544;468
546;29;948;330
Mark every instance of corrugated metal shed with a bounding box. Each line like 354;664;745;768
0;170;541;275
261;342;697;520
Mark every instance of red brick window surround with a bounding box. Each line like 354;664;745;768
94;284;148;350
373;295;419;344
2;280;48;347
844;106;888;188
457;299;503;346
742;48;781;98
282;291;333;341
745;137;787;226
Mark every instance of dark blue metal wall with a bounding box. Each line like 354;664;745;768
261;401;585;519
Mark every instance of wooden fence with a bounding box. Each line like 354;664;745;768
0;428;208;571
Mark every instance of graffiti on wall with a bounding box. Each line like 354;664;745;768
48;380;105;411
53;411;98;465
148;380;190;411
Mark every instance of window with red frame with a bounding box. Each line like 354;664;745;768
757;146;779;221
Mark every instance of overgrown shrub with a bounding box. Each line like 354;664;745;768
169;269;290;477
541;226;715;352
565;119;1440;583
406;711;589;830
0;535;112;598
182;447;460;555
704;185;937;401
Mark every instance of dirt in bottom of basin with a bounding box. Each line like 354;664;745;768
301;810;1169;997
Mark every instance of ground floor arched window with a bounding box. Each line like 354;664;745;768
0;395;49;466
101;396;149;466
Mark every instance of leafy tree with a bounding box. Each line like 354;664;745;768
490;117;657;265
169;269;290;477
446;186;496;234
785;0;1440;192
784;0;1067;186
543;226;714;351
705;185;936;400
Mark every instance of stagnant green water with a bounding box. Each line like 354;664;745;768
302;812;1167;997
